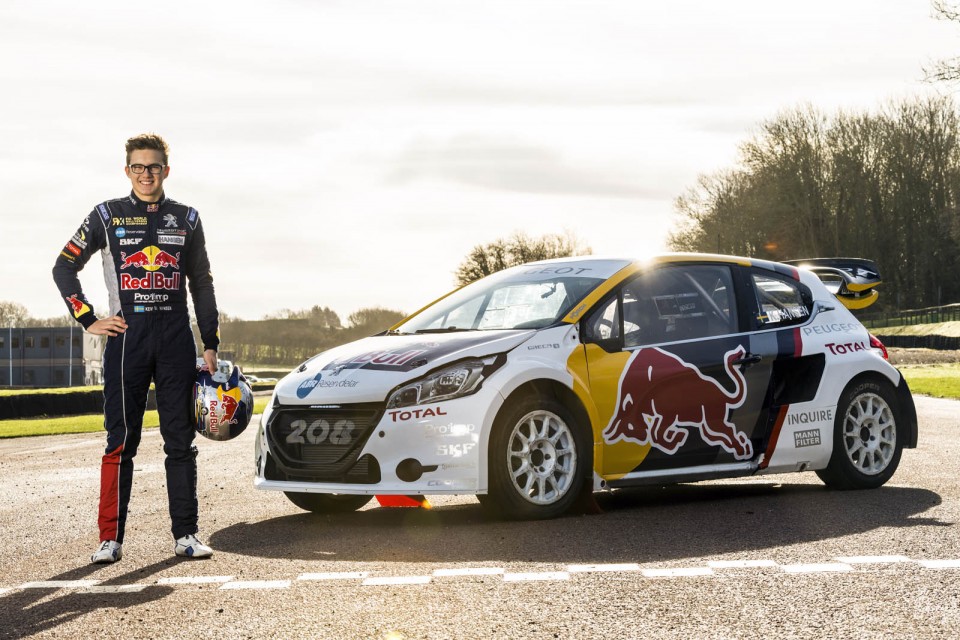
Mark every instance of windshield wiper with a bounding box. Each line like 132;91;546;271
414;326;475;334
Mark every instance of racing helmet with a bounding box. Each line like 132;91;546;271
193;364;254;441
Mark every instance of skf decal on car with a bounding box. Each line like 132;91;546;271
603;345;752;460
66;295;90;319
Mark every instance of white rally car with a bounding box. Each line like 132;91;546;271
255;254;917;519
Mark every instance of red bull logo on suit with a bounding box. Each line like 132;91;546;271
603;345;753;460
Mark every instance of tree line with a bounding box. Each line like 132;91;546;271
669;97;960;311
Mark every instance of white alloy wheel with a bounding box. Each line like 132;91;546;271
506;410;578;505
841;391;896;475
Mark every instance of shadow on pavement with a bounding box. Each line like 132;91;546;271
0;560;175;639
210;482;947;564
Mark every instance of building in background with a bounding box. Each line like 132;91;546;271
0;327;104;387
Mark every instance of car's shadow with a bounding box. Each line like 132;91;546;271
210;482;947;564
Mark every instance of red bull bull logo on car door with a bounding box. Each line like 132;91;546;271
603;345;752;460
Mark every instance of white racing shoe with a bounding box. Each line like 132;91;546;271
174;534;213;559
91;540;123;564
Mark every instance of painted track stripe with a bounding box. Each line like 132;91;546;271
157;576;234;585
917;559;960;569
362;576;432;586
433;568;505;577
835;555;911;564
782;563;853;573
299;572;370;581
220;580;291;590
0;588;12;596
708;560;778;569
83;584;148;593
21;580;101;589
642;567;713;578
503;572;570;582
568;563;641;573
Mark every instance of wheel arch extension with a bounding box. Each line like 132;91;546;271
497;379;593;446
838;370;918;449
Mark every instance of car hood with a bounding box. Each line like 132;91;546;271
274;330;536;405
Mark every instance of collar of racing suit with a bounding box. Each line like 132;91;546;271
127;190;169;212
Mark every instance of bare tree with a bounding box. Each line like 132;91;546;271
454;231;592;285
0;301;30;327
925;1;960;83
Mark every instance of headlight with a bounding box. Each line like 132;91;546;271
387;359;489;409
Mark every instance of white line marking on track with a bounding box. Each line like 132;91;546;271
83;585;148;593
0;588;12;596
782;563;853;574
503;572;570;582
433;568;505;577
20;580;101;589
220;580;291;590
298;572;370;581
362;576;432;586
835;555;911;564
567;563;641;573
157;576;234;585
917;559;960;569
642;567;714;578
708;560;778;569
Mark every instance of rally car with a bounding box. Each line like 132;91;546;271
254;254;917;519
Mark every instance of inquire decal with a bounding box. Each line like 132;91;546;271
603;345;753;460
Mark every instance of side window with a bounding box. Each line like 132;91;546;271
583;295;621;345
751;272;812;328
623;265;738;347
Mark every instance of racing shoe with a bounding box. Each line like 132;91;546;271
91;540;122;564
174;534;213;559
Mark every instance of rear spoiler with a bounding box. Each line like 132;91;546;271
783;258;881;310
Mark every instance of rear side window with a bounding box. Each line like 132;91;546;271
751;272;812;329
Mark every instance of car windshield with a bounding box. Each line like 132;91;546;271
395;267;606;333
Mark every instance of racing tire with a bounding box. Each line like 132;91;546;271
816;379;904;490
284;492;373;513
482;396;590;520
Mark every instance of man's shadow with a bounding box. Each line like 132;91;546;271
0;560;176;639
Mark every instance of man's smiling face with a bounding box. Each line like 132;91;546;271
125;148;170;202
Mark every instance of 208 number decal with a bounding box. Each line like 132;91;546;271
285;419;355;445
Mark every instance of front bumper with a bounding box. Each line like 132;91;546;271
254;384;505;495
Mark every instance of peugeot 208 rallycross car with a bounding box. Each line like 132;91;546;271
255;254;916;519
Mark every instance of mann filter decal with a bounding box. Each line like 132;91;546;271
793;429;822;448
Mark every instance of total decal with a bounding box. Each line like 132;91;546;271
603;345;752;460
66;295;90;319
118;246;182;291
388;406;448;422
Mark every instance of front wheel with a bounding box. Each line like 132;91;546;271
284;492;373;513
816;379;903;490
482;397;589;520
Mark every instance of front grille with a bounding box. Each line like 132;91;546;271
267;404;382;480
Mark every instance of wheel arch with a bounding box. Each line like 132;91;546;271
835;370;917;449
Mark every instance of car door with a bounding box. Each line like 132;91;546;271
581;262;773;482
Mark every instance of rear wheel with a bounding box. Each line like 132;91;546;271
816;379;903;490
284;492;373;513
482;397;589;520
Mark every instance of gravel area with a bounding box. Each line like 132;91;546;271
887;348;960;366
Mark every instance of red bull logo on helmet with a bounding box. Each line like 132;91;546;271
208;386;243;434
119;246;180;272
603;345;753;460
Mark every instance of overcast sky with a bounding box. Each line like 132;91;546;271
2;0;958;322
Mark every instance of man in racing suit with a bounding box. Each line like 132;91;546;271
52;134;220;563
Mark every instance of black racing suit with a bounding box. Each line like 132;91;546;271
52;191;219;543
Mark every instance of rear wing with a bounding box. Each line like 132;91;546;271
783;258;881;310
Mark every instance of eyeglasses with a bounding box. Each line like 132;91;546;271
128;164;165;175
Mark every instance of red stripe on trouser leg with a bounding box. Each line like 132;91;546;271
98;444;124;542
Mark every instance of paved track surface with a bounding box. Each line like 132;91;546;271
1;396;958;639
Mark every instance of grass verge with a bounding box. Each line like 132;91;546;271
899;363;960;400
0;397;270;439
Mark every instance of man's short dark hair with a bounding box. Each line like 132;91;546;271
125;133;170;165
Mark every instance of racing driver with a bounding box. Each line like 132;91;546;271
52;134;220;563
